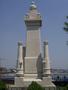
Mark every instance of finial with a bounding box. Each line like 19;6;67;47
44;40;48;45
30;1;37;10
18;41;22;45
31;1;35;4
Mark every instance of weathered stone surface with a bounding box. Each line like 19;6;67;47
8;2;56;90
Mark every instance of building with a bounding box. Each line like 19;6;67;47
9;2;56;90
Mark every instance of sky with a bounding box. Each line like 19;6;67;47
0;0;68;69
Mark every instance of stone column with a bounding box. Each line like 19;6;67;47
43;40;51;78
16;41;24;76
24;2;42;79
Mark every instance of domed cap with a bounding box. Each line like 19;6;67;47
18;41;22;46
44;40;48;45
30;1;37;10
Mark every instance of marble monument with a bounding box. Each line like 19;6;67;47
9;2;56;90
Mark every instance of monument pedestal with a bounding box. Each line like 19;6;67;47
8;77;56;90
15;77;24;86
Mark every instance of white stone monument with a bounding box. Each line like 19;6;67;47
9;1;56;90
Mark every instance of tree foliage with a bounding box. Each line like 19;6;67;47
64;16;68;32
0;80;7;90
27;81;44;90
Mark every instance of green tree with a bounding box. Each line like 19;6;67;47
66;84;68;90
64;16;68;32
63;16;68;45
27;81;44;90
0;80;7;90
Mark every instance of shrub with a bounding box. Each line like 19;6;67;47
27;81;44;90
0;80;7;90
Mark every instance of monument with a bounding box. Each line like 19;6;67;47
9;1;56;90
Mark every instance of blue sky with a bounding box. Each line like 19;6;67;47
0;0;68;69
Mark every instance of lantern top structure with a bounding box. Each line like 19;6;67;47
30;1;37;10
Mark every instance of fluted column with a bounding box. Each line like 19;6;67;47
16;41;24;76
43;40;51;78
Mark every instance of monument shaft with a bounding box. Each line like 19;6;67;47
24;2;42;78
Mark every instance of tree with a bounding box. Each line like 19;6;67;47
27;81;44;90
64;16;68;32
66;84;68;89
0;80;7;90
63;16;68;45
56;75;61;81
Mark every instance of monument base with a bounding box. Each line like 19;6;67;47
8;77;56;90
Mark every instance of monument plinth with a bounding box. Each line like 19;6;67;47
9;2;56;90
